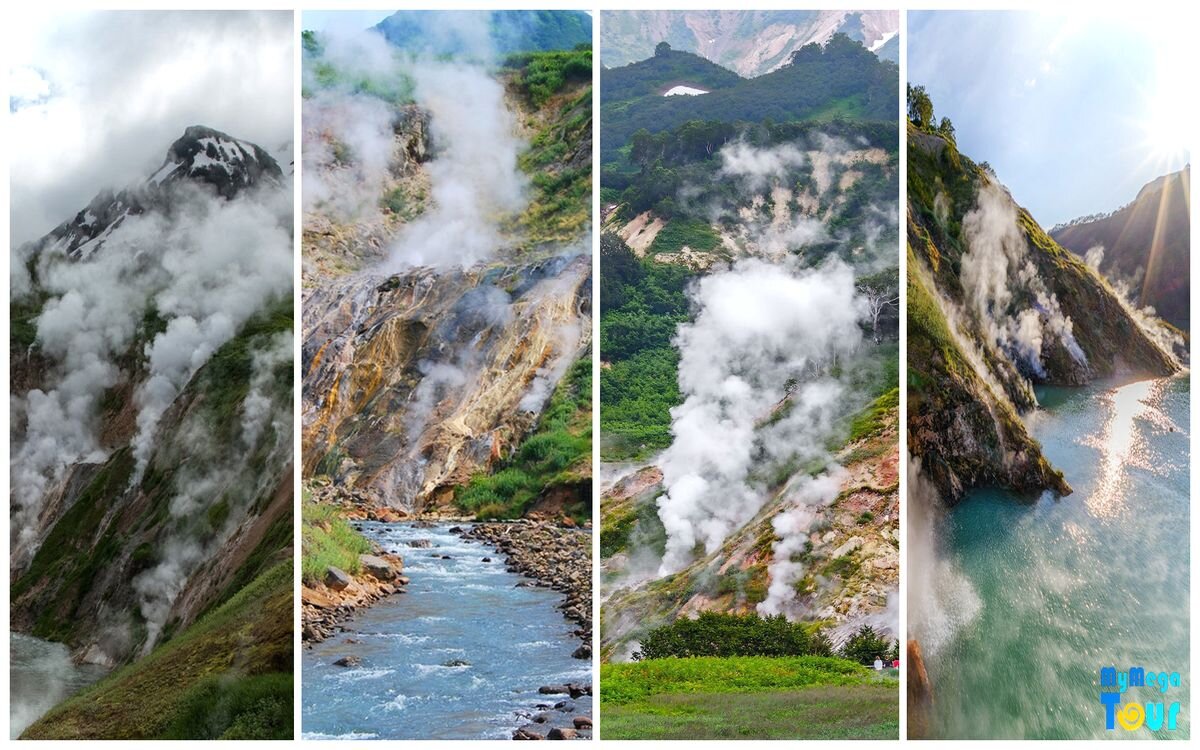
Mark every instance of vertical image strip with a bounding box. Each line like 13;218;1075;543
906;9;1190;740
596;9;901;740
9;10;296;740
297;9;595;740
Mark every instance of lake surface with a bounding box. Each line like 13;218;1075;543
302;522;591;740
924;376;1190;739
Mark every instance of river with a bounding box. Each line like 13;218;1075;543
920;375;1190;738
10;633;108;738
301;521;591;740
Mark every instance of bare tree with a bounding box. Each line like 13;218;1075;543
858;283;899;345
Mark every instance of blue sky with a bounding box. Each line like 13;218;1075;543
909;11;1191;227
303;10;392;34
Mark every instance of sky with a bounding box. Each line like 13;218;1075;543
9;10;294;246
303;10;393;34
909;11;1192;227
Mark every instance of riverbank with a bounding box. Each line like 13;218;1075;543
457;521;594;740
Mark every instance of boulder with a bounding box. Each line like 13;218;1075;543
572;717;592;730
513;727;544;740
547;728;578;740
359;554;396;581
324;566;352;591
332;655;362;668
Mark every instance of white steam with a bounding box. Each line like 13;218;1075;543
757;468;847;616
385;61;527;270
655;259;865;575
906;454;980;658
719;141;807;192
130;184;294;477
961;182;1087;378
302;91;399;222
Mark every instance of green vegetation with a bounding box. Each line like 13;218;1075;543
601;45;741;105
508;49;593;247
848;387;899;442
605;117;897;255
601;34;897;164
163;673;292;739
634;612;833;660
505;46;591;107
601;684;898;740
647;217;720;255
301;490;373;584
839;624;895;666
24;562;292;740
196;296;293;441
907;83;957;145
599;233;692;458
11;296;44;350
12;448;136;643
301;29;413;103
454;356;592;520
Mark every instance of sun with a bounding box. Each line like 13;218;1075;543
1136;39;1193;170
1141;86;1192;168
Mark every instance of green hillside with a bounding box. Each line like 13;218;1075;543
23;562;292;740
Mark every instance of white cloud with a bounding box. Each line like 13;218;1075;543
9;10;294;246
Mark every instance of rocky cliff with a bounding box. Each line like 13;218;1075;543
1052;166;1190;331
906;125;1181;503
301;56;593;520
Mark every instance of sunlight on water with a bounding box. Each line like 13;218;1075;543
1083;379;1178;519
922;376;1190;740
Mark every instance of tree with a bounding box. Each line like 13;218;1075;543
937;116;956;145
840;624;892;665
655;41;672;57
907;84;933;129
857;281;899;345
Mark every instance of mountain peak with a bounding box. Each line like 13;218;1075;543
149;125;283;198
31;127;283;261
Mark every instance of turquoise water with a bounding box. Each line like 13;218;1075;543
301;522;591;740
925;376;1190;739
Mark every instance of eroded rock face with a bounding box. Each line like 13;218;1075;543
907;639;933;739
906;128;1180;503
302;254;591;512
10;128;293;668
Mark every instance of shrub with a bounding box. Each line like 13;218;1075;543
633;612;831;660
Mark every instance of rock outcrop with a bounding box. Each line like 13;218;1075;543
906;125;1180;503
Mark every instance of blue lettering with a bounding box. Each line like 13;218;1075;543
1129;667;1145;687
1157;672;1169;694
1168;702;1180;730
1170;672;1181;688
1145;702;1165;731
1118;671;1128;693
1100;667;1117;687
1100;692;1122;730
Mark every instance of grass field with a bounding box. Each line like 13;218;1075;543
600;656;898;740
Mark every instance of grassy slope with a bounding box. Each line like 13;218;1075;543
507;48;593;248
454;356;592;520
301;487;373;584
24;562;292;740
601;656;897;740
